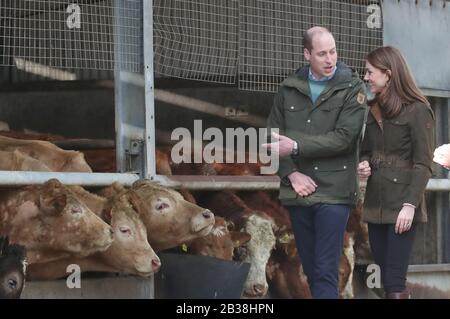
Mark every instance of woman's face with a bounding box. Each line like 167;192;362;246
364;61;390;94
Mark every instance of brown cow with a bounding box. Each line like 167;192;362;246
346;196;372;266
27;185;161;280
239;190;355;299
126;180;215;252
185;216;251;261
83;148;172;174
0;150;53;171
198;190;277;297
0;135;92;172
266;247;312;299
0;179;113;264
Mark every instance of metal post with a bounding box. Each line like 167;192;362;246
143;0;156;179
435;97;445;264
445;97;450;263
114;0;146;175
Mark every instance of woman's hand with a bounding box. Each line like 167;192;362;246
395;205;415;234
357;161;371;178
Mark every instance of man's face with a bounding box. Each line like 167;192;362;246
304;33;337;79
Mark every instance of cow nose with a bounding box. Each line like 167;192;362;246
253;284;266;296
202;209;213;219
152;258;161;271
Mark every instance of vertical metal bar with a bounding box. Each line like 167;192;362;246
114;0;146;175
445;97;450;263
114;0;126;173
433;97;450;264
143;0;156;179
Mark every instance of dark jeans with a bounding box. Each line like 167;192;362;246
368;223;416;294
288;204;350;299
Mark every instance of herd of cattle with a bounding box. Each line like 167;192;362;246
0;132;374;299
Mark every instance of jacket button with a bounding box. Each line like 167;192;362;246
393;178;398;182
307;119;311;123
349;84;352;87
290;106;295;110
343;165;347;169
314;167;318;170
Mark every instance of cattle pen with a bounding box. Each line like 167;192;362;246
0;0;449;299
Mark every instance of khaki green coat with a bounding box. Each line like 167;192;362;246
361;101;435;224
267;62;368;207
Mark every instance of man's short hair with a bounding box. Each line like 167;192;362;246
303;26;333;52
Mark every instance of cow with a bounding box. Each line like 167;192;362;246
0;150;53;171
183;216;251;261
26;185;161;280
83;148;172;175
0;179;114;265
0;135;92;172
0;236;27;299
239;190;356;299
266;246;312;299
346;196;372;266
117;180;215;252
197;190;277;297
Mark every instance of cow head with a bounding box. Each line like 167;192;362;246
0;236;27;299
100;194;161;276
128;180;215;251
187;217;251;261
11;179;114;262
234;213;276;297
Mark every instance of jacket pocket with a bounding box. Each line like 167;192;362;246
284;103;308;112
312;160;353;198
380;169;412;209
380;169;412;185
320;96;345;112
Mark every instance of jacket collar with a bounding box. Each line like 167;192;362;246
282;62;354;91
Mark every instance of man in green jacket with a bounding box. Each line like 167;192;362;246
263;26;368;298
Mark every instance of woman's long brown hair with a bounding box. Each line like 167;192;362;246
366;46;430;118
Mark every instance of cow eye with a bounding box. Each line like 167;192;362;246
71;206;82;214
156;202;170;211
8;279;17;289
119;226;131;236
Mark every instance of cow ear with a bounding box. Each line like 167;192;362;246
43;178;63;190
230;231;251;248
111;182;126;194
39;192;67;215
102;208;113;224
127;190;146;215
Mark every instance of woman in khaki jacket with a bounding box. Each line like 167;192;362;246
358;47;435;299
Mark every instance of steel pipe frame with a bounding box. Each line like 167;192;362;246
0;171;449;192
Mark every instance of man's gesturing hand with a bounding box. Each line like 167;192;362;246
288;171;317;197
261;132;296;157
